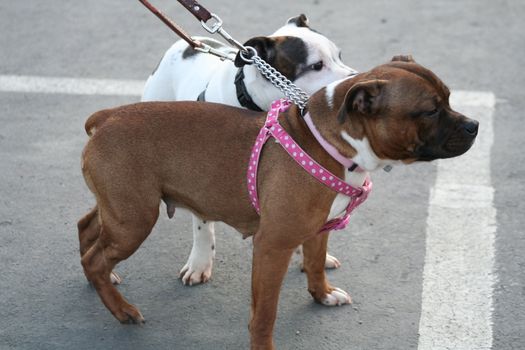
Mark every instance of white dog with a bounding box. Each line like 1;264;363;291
141;14;357;285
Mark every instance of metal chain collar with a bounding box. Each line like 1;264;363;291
200;14;310;112
250;54;309;111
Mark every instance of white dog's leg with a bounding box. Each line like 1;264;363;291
180;215;216;286
297;246;342;270
324;253;341;269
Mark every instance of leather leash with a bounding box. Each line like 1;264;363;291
176;0;212;22
137;0;310;111
139;0;203;49
138;0;235;60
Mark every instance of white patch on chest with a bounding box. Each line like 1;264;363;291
340;132;384;171
327;132;395;220
327;169;368;220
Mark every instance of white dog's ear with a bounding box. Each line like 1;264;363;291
287;14;309;27
234;37;276;68
337;80;388;123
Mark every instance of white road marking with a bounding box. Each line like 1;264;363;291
0;74;144;96
418;91;496;350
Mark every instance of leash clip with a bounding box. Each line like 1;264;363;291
194;42;237;61
200;13;223;34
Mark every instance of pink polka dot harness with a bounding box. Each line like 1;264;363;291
247;99;373;233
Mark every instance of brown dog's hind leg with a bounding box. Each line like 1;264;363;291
302;232;352;306
78;206;102;257
78;206;122;285
80;202;159;324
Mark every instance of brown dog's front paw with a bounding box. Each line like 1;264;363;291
321;287;351;306
310;287;352;306
114;303;146;324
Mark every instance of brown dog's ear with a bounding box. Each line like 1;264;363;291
287;14;310;27
337;80;388;123
234;36;276;67
391;54;415;63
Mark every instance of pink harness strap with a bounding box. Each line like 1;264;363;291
247;99;372;232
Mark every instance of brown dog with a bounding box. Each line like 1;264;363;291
78;56;478;349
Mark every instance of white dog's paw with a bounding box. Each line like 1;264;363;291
179;256;213;286
324;253;341;269
321;287;352;306
299;252;341;271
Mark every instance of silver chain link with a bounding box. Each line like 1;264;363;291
199;14;310;112
250;54;309;111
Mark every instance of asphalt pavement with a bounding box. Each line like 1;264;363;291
0;1;524;349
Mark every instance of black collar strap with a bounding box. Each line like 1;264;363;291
234;68;263;112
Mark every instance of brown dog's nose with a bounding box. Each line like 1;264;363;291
463;120;479;136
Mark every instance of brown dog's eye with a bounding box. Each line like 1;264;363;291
422;108;439;117
310;61;324;71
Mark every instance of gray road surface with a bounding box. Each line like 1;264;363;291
0;1;524;349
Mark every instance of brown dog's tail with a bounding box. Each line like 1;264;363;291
78;206;101;257
85;109;113;136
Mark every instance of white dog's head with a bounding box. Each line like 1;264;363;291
234;14;357;99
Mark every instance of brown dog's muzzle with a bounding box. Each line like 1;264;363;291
445;116;479;156
417;114;479;161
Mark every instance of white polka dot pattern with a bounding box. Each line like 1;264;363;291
246;99;372;232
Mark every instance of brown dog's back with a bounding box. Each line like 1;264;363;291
82;101;262;229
